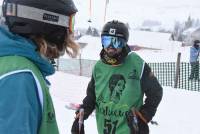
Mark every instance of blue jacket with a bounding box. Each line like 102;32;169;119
0;26;55;134
190;46;200;63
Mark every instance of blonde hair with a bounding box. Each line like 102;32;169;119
31;33;79;59
65;33;80;58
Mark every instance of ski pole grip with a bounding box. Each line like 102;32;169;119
78;108;84;134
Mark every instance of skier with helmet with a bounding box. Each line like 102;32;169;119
0;0;79;133
71;20;163;134
189;40;200;80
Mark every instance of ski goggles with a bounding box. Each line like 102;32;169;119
101;35;126;48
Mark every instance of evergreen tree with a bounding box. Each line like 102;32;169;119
173;21;184;41
194;19;200;27
184;15;193;30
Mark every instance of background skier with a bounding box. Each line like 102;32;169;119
189;40;200;80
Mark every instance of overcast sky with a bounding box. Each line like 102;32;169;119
1;0;200;29
72;0;200;29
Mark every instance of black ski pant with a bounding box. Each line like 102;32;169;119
190;61;199;79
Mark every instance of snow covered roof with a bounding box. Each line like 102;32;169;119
128;30;172;49
182;27;200;35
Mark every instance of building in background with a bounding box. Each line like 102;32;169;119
182;27;200;46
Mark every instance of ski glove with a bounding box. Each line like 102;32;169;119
126;108;149;134
71;108;85;134
71;117;85;134
126;109;139;134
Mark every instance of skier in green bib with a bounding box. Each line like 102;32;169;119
0;0;79;133
71;20;163;134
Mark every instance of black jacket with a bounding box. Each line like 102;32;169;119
82;63;163;123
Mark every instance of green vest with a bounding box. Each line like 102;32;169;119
0;56;59;134
93;52;144;134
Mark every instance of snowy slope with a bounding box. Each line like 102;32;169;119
49;72;200;134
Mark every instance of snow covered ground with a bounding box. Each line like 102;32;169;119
49;72;200;134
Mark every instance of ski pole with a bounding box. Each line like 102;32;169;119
78;108;84;134
131;107;139;133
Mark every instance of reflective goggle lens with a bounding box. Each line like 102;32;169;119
101;36;126;48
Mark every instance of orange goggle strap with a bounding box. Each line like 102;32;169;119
69;14;75;33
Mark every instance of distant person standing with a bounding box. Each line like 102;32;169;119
189;40;200;80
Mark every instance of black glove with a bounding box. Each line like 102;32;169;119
126;110;150;134
71;117;85;134
137;118;149;134
126;110;139;134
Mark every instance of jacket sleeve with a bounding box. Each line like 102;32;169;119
0;72;42;134
140;63;163;122
82;75;96;119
